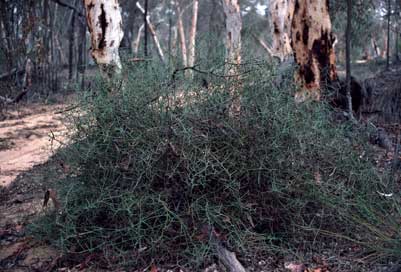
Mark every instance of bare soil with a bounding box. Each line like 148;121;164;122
0;103;67;187
0;102;69;271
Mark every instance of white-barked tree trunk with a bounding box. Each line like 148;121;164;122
83;0;124;87
222;0;242;115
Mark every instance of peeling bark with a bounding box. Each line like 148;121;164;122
270;0;294;62
290;0;338;102
83;0;124;84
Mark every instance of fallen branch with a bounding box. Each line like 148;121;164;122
251;33;274;57
55;104;80;114
171;65;252;82
127;58;152;62
208;227;246;272
215;243;247;272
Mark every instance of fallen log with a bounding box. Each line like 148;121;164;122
363;69;401;123
329;76;365;115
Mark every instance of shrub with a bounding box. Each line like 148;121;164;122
31;59;401;268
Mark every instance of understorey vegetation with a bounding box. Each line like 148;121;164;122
30;60;401;269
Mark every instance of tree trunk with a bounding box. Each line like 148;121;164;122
270;0;294;62
77;2;86;87
362;46;372;60
132;24;144;56
171;26;178;61
290;0;338;102
168;1;173;66
144;0;148;57
136;2;166;64
176;3;188;68
83;0;124;86
345;0;354;120
372;38;380;58
382;33;388;59
396;1;400;62
50;2;58;92
68;5;76;80
222;0;242;115
187;0;199;77
222;0;242;74
396;28;400;62
386;0;391;70
0;1;14;69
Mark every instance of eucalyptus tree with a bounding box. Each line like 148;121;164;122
83;0;124;89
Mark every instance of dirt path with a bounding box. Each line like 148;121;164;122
0;102;73;271
0;104;67;187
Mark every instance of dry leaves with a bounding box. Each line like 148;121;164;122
285;261;329;272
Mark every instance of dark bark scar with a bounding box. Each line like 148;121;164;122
98;4;108;49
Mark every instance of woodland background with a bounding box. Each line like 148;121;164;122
0;1;401;272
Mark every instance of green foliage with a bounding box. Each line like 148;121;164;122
331;0;379;59
30;60;401;268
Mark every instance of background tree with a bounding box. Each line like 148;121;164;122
290;0;338;102
387;0;392;69
222;0;242;115
346;0;355;119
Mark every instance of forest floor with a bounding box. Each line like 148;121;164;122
0;103;67;187
1;63;401;271
0;100;74;271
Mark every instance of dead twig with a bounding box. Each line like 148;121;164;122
127;58;152;62
171;65;251;82
55;104;80;114
208;226;246;272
